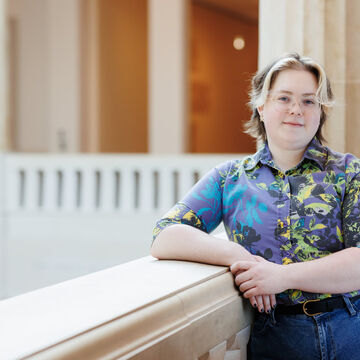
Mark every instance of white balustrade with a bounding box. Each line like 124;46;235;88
0;153;247;298
3;154;245;214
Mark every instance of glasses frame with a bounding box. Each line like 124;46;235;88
268;92;321;114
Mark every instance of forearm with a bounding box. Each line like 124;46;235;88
151;224;253;266
285;247;360;294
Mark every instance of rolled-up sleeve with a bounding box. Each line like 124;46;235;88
152;162;231;243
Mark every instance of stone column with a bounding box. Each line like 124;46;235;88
344;0;360;156
148;0;189;153
258;0;360;154
0;0;7;299
0;0;7;151
48;0;81;152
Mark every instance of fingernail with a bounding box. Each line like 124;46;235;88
266;309;270;314
260;308;264;313
253;303;257;308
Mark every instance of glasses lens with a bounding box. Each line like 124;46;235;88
271;95;320;113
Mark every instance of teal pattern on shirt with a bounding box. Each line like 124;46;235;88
153;138;360;305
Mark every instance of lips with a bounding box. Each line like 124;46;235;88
283;121;303;127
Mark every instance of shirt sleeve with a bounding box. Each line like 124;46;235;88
342;171;360;248
152;161;231;243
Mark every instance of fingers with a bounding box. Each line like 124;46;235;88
235;271;252;286
230;261;253;274
249;296;258;309
253;255;265;262
251;295;274;314
239;280;254;292
270;294;277;309
242;285;260;298
262;295;271;313
255;295;264;313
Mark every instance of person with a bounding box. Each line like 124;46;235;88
151;53;360;359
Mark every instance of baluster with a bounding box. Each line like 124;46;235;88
120;167;136;212
81;167;97;212
101;168;115;212
24;167;38;212
178;166;194;200
138;166;153;212
6;161;21;211
43;167;57;212
158;167;175;211
62;167;76;212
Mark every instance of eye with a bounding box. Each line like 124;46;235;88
277;96;289;103
303;99;316;106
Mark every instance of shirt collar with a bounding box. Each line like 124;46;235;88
243;137;327;171
302;137;327;170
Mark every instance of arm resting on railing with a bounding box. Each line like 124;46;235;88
151;224;254;266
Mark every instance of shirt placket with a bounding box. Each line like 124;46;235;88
275;171;292;264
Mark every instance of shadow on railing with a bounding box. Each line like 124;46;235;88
0;256;253;360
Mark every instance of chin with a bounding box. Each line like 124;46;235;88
280;138;310;152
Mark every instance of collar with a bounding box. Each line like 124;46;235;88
303;137;327;170
243;137;327;171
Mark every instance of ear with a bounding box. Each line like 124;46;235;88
257;105;264;120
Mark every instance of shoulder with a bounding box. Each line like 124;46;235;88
324;146;360;176
213;157;250;181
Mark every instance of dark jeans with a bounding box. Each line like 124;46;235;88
248;296;360;360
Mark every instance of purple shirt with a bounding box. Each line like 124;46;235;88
153;138;360;305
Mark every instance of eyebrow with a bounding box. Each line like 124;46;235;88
274;90;316;96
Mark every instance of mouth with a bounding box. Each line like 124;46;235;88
283;122;303;127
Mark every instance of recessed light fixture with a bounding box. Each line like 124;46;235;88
233;36;245;50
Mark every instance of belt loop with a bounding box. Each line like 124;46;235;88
343;296;356;317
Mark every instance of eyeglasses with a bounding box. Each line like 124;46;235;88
269;93;321;113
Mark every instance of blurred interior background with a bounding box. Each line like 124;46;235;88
1;0;360;299
6;0;258;155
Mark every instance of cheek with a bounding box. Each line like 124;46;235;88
310;114;321;129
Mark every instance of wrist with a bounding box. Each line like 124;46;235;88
225;241;253;266
282;262;298;290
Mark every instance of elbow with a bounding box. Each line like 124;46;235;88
150;226;175;259
150;239;161;259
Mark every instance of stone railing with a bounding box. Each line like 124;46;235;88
0;256;253;360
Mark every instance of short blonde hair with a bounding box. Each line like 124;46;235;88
245;53;334;143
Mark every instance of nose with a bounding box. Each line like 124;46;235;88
289;100;303;115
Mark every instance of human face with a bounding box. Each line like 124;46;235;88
258;69;321;154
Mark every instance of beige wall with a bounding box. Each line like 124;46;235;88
8;0;49;152
190;3;258;153
0;0;7;151
98;0;148;153
345;0;360;156
7;0;81;152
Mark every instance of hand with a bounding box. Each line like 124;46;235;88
231;258;288;298
249;294;276;314
232;256;276;313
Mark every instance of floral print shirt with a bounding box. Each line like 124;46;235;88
153;138;360;305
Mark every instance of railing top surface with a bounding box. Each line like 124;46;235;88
0;256;229;359
3;153;249;166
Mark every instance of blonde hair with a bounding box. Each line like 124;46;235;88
245;53;334;143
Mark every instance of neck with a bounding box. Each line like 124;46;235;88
268;142;306;173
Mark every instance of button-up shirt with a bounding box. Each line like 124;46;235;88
153;138;360;305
